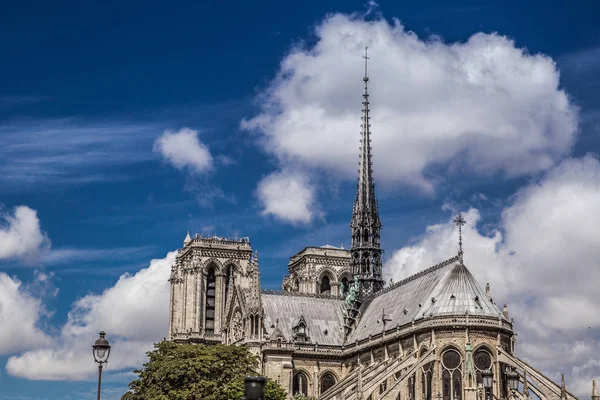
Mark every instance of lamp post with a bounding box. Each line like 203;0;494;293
242;376;266;400
92;331;111;400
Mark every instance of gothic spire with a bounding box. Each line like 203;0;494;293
352;46;380;229
349;46;384;297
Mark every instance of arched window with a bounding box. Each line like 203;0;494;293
293;372;309;396
421;361;433;400
320;275;331;294
363;228;369;242
205;267;216;335
408;374;415;400
362;252;369;274
340;277;349;297
474;348;493;391
442;349;463;400
320;372;336;394
294;279;300;292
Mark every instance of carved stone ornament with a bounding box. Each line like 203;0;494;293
229;310;244;342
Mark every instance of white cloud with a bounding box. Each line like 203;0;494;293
153;128;213;173
242;13;577;194
256;169;318;224
0;205;50;262
0;119;156;187
0;272;52;355
6;251;175;380
385;155;600;397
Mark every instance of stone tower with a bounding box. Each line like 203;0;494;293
349;47;384;297
168;233;253;343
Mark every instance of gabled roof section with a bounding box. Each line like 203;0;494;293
262;291;346;345
348;255;504;342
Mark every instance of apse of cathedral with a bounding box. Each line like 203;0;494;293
168;49;580;400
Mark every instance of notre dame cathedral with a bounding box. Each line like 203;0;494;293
167;52;586;400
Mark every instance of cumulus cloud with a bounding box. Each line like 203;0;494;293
385;155;600;397
6;251;175;380
153;128;213;173
256;169;319;224
0;272;53;354
242;12;577;201
0;205;50;262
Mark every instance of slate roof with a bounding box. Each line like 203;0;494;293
261;291;347;345
347;256;505;342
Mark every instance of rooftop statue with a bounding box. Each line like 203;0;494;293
345;276;360;308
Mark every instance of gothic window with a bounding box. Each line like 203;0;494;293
320;372;336;394
362;251;370;274
363;228;369;242
422;361;433;400
320;275;331;295
474;349;493;390
253;316;259;338
205;267;216;335
442;349;463;400
408;374;415;400
293;372;309;396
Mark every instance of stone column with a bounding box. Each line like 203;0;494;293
182;270;188;330
214;273;224;334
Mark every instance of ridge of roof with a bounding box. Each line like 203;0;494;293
373;254;460;300
261;289;343;300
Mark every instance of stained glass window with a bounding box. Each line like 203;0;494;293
321;373;335;394
293;372;309;396
442;349;463;400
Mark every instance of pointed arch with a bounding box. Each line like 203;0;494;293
320;371;337;395
293;370;310;396
441;347;463;400
202;258;223;274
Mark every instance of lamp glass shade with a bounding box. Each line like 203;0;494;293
507;370;520;391
482;369;493;390
96;348;107;360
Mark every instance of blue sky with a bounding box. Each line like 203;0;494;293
1;1;599;399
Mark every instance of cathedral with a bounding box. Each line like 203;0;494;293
167;50;583;400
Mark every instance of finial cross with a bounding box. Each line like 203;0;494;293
453;213;466;254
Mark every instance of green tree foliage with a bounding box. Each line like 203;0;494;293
121;341;287;400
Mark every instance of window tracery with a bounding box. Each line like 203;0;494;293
293;371;309;396
474;348;493;390
320;372;336;394
442;349;462;400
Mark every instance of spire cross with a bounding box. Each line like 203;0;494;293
453;213;466;255
363;46;370;80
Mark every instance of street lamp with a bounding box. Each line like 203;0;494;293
242;376;266;400
482;369;494;393
92;331;111;400
481;368;520;400
506;368;520;398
